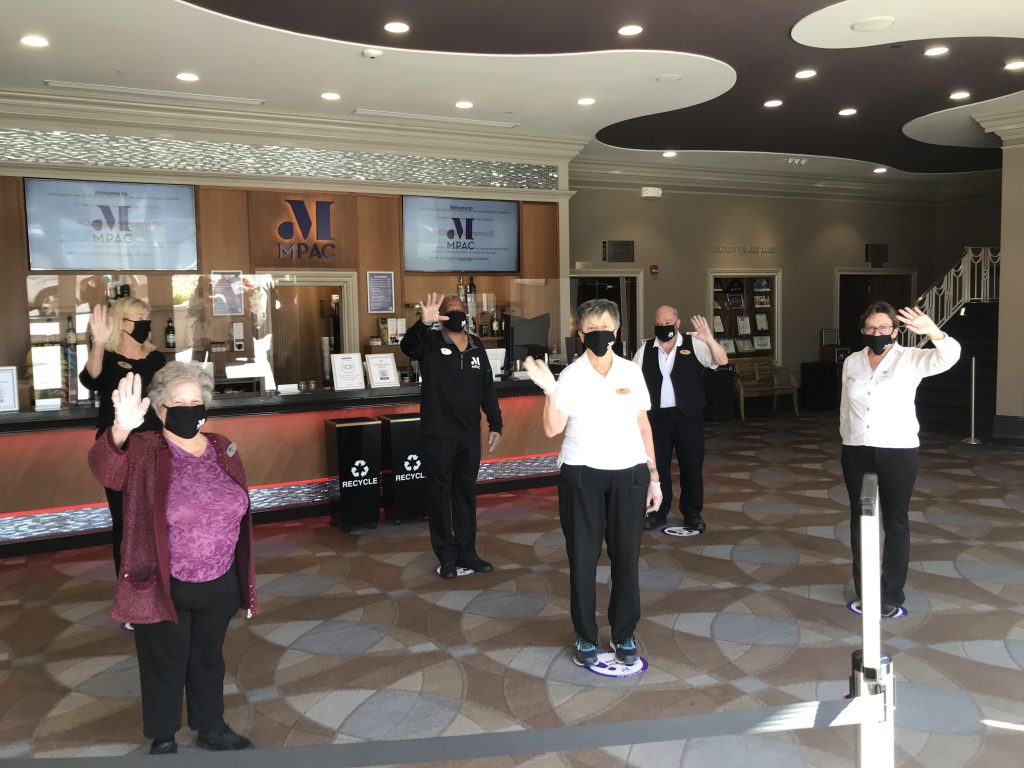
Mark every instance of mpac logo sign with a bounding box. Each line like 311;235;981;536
277;199;335;260
395;453;425;483
90;205;134;243
446;217;475;249
341;458;378;488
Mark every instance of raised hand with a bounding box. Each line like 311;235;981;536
687;315;714;343
111;372;150;432
523;355;557;394
419;292;449;325
89;303;114;347
897;306;938;336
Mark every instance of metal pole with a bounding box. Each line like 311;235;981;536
851;473;895;768
963;356;982;445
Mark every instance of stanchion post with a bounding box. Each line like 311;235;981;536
963;356;982;445
851;473;895;768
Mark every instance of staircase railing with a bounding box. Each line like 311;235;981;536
901;246;1000;347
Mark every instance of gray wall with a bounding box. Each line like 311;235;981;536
569;185;1001;368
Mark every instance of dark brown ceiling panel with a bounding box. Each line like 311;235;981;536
184;0;1023;172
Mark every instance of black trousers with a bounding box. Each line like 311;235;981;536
105;487;124;576
558;463;648;645
841;445;919;607
133;564;241;739
421;434;482;565
649;407;705;522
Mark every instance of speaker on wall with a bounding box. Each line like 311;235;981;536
865;243;888;268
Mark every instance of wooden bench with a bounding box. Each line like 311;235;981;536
732;359;800;421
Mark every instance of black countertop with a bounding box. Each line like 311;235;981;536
0;378;543;434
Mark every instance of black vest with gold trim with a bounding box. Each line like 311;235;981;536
640;335;706;417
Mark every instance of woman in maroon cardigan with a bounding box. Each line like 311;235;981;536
89;362;258;755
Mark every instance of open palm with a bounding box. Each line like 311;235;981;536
111;373;149;431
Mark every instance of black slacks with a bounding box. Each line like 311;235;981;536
649;407;705;522
421;434;482;565
558;463;648;645
133;564;241;739
105;487;124;576
841;445;919;607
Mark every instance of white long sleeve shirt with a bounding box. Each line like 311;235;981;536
840;335;961;448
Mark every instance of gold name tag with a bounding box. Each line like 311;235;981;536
117;361;133;369
680;349;691;356
441;348;452;355
615;387;630;395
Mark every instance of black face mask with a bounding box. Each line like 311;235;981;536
581;330;616;357
862;334;894;355
125;319;151;344
164;404;206;439
654;325;676;342
443;311;468;332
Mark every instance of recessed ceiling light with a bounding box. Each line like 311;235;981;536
20;34;49;47
1005;60;1024;71
795;69;817;79
838;107;858;116
924;46;949;57
384;21;409;33
949;90;970;100
618;24;643;36
873;167;887;174
176;72;199;82
655;74;683;83
320;91;341;101
577;97;596;106
662;151;677;158
850;16;895;32
455;100;473;109
764;99;783;108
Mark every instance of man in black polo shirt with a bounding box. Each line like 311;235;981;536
633;306;729;532
401;292;503;579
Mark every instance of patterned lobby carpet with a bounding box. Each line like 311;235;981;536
0;412;1022;767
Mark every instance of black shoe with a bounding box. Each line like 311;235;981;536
610;636;639;666
149;738;177;755
458;556;493;573
682;515;706;532
881;604;902;619
440;562;458;579
572;635;598;667
643;517;666;531
196;727;252;751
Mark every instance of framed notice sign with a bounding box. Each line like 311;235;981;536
331;353;365;391
0;367;18;412
365;353;400;388
367;271;395;313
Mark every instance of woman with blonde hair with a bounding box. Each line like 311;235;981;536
80;297;166;582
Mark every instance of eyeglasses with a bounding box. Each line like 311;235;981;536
862;324;894;334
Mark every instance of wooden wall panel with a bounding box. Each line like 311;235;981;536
520;202;559;279
0;428;105;512
355;194;402;345
0;177;30;384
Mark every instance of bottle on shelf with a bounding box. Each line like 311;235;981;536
64;315;78;405
165;317;176;349
491;309;500;336
457;274;466;302
550;344;560;365
467;275;476;300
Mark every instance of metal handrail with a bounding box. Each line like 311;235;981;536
901;246;1000;347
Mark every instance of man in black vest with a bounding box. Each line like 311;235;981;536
633;306;729;531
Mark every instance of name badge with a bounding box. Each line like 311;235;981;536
226;442;237;458
441;348;452;356
117;361;133;369
615;387;631;395
680;350;691;356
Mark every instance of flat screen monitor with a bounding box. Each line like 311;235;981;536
25;178;198;271
403;195;519;273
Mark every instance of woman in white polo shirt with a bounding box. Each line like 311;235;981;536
524;299;662;668
841;302;960;618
